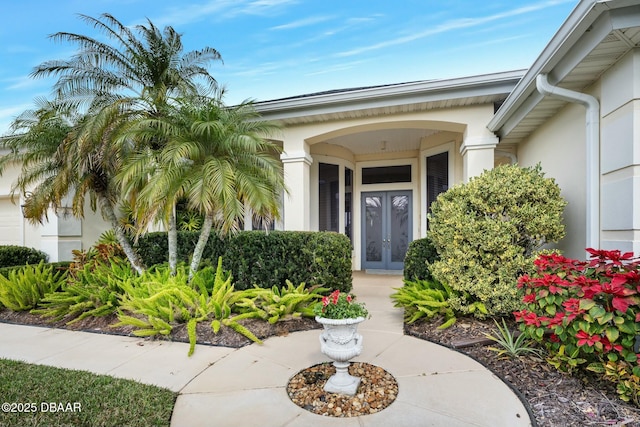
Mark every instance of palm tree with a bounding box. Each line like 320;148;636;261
33;13;221;113
8;13;222;272
130;96;286;280
0;99;73;220
0;99;147;273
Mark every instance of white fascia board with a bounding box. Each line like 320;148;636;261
487;0;618;135
255;70;524;121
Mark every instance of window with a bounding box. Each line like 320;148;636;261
319;163;339;232
362;165;411;184
426;152;449;214
345;167;353;242
252;216;275;231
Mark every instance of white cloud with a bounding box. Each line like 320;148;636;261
149;0;238;26
336;0;575;57
150;0;298;26
240;0;298;15
270;15;332;31
4;76;40;91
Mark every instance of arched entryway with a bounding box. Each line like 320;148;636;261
305;120;465;271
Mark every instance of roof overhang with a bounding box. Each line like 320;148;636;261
254;71;525;126
488;0;640;144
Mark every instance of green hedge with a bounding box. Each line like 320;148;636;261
0;246;48;268
135;231;225;267
403;236;439;281
136;231;352;292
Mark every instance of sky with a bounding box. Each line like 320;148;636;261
0;0;579;135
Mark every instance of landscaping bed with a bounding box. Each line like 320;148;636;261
3;309;640;426
0;309;320;348
405;317;640;427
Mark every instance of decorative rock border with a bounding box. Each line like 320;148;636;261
286;362;398;417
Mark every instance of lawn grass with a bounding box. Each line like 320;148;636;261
0;359;177;427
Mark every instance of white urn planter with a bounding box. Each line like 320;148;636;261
316;316;365;396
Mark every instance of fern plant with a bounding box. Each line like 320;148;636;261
236;281;328;324
391;278;457;329
0;261;66;311
115;258;262;356
32;260;135;324
485;318;542;359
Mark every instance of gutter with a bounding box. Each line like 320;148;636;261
536;74;600;251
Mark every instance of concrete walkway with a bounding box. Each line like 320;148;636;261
0;272;532;427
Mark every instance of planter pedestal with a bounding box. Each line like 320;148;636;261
315;316;365;396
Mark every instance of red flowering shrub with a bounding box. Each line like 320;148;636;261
516;249;640;404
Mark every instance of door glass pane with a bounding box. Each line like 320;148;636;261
319;163;339;232
365;196;383;262
390;195;410;262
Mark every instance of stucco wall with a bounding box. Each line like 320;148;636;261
515;102;587;259
0;161;43;251
599;49;640;254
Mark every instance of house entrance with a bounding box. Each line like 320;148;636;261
361;191;412;270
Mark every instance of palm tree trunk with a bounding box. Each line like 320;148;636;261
100;196;146;274
189;213;213;282
168;207;178;275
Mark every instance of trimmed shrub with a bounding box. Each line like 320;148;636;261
136;231;226;267
428;164;566;318
0;245;48;268
223;231;352;292
136;230;352;292
403;236;439;281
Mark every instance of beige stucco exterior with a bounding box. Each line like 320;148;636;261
514;96;588;258
599;49;640;254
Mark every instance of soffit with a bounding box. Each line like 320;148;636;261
490;2;640;145
321;128;439;156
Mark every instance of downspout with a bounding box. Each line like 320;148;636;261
536;74;600;251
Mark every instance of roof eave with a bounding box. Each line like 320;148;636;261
255;70;525;122
486;0;629;136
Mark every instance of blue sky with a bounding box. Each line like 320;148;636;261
0;0;578;135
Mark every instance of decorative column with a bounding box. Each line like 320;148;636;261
39;207;82;262
460;135;498;182
281;141;313;231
